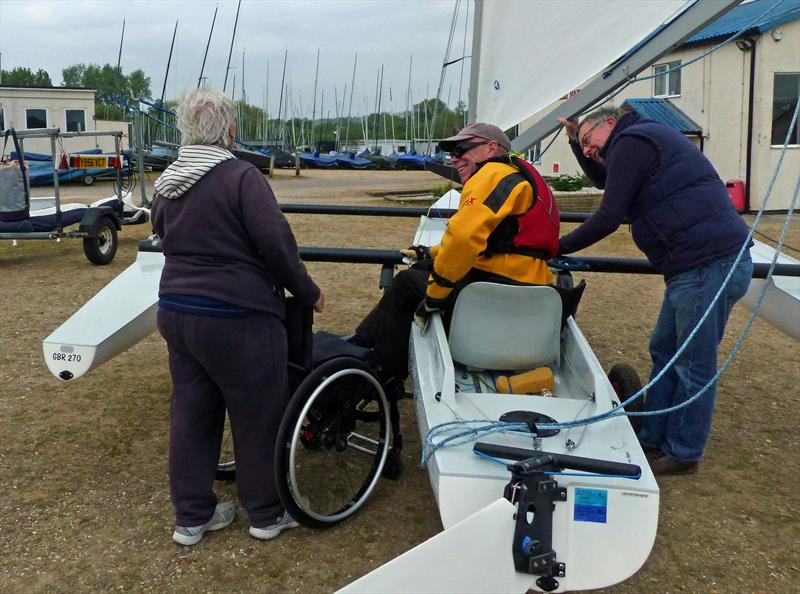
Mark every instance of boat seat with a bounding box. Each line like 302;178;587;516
448;282;562;371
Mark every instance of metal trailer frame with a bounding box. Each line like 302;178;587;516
0;128;125;264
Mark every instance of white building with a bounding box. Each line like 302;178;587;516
0;85;127;155
519;0;799;212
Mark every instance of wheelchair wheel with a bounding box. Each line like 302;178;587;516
275;356;391;528
216;411;236;481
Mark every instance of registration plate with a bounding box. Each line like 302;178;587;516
71;155;109;168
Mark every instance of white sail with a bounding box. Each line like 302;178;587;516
473;0;688;131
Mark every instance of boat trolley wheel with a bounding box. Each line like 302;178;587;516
275;356;391;529
607;363;644;433
82;215;118;265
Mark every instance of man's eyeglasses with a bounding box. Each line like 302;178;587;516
451;140;489;158
579;120;603;149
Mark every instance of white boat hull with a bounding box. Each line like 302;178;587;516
346;277;659;593
741;240;800;341
42;249;162;380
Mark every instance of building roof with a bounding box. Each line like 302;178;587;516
685;0;800;45
623;98;703;135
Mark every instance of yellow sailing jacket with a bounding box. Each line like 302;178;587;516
426;161;555;306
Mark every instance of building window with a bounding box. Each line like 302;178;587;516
65;109;86;133
653;60;681;97
771;73;800;146
25;108;47;129
0;108;5;131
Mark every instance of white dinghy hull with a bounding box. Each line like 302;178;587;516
741;239;800;341
401;310;659;593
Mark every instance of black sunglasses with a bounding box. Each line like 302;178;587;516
451;140;489;158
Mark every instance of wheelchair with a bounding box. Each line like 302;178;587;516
216;297;404;529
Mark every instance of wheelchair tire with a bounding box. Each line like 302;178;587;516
275;356;391;529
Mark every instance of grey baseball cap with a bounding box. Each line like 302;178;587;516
437;122;512;152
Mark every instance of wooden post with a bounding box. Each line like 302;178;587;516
295;153;300;176
269;155;275;178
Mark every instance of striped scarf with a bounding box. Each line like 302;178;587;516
154;145;235;199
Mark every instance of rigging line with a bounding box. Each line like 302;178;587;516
587;0;787;114
429;0;463;154
542;97;800;431
627;173;800;420
426;99;799;439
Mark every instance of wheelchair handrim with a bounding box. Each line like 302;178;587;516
287;367;391;523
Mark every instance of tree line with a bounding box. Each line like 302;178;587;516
2;65;466;146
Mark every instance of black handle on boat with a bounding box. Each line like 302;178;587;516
136;240;799;278
474;442;641;477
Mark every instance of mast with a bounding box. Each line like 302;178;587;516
467;0;483;123
160;20;178;106
406;55;412;148
318;89;324;151
458;0;470;126
116;19;126;74
197;5;218;88
344;53;357;150
334;85;344;152
429;0;462;153
223;0;242;93
277;50;288;148
311;49;320;149
372;67;382;152
389;85;397;153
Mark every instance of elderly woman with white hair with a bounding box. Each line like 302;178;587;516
152;88;324;546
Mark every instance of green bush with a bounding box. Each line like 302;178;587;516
432;182;454;198
549;173;587;192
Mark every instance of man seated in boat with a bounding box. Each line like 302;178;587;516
349;123;560;398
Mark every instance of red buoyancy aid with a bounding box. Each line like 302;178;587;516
483;156;560;259
511;156;560;258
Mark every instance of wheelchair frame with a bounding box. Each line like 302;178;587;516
216;296;404;528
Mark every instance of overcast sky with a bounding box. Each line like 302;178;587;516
0;0;473;117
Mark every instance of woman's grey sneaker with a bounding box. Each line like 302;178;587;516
249;512;299;540
173;501;236;546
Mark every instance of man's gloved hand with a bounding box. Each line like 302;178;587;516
414;299;442;333
400;245;430;262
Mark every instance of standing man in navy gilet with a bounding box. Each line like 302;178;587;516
557;106;753;476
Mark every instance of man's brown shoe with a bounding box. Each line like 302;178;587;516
650;455;699;476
